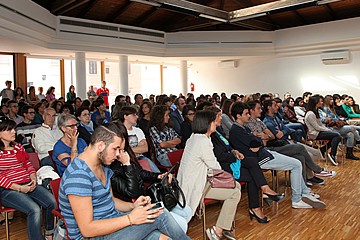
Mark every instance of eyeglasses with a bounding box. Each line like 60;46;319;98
65;123;79;129
187;113;195;116
27;112;36;114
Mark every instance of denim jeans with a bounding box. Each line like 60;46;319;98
0;185;57;240
157;153;172;167
316;131;342;156
261;151;310;202
138;155;161;173
84;209;190;240
286;122;306;142
170;204;193;232
334;125;360;147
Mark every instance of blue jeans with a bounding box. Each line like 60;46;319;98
84;209;190;240
157;154;172;167
334;125;360;147
170;204;192;232
0;185;57;240
286;122;306;142
138;155;161;173
261;151;310;202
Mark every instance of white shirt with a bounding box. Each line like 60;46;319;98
127;126;145;149
32;123;63;160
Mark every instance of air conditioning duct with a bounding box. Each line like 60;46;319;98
321;50;350;65
218;60;238;68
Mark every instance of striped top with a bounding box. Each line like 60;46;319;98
0;144;36;188
59;157;121;240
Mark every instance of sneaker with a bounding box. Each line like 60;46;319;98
307;177;325;185
309;192;320;199
206;226;220;240
302;194;326;209
306;180;313;186
222;230;237;240
315;168;336;178
328;153;338;166
292;200;313;209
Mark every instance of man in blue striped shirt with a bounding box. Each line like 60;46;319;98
59;122;190;240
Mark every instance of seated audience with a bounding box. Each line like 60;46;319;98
348;96;360;114
119;106;160;172
137;101;152;136
26;86;39;106
16;105;41;152
305;95;342;165
178;110;241;240
6;100;23;125
75;107;93;144
294;97;306;123
110;121;192;232
341;94;360;119
32;107;63;167
333;94;348;118
37;86;45;101
229;102;325;209
221;99;234;137
91;98;111;128
169;97;186;134
33;102;45;124
66;85;76;102
45;86;56;102
0;117;56;240
207;106;282;224
180;104;196;146
59;122;190;240
149;105;181;167
52;114;87;176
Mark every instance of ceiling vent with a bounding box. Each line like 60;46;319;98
321;50;350;65
218;60;238;68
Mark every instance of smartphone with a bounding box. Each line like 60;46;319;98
149;201;164;211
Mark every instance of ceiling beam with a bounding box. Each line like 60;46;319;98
106;2;134;22
230;19;277;30
133;8;158;26
52;0;90;15
79;0;101;18
324;4;337;20
293;10;307;24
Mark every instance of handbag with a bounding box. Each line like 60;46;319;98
267;139;287;147
207;169;236;189
328;120;346;129
146;163;186;211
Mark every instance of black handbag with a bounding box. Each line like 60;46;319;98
146;163;186;211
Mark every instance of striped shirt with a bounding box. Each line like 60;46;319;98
0;144;36;188
59;158;121;240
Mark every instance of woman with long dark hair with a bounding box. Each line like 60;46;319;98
26;86;39;106
221;99;234;137
283;97;303;124
137;101;153;136
180;104;196;146
305;95;342;165
0;116;56;240
45;86;56;102
66;85;76;102
149;105;181;167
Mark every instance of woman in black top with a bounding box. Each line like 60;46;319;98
137;101;153;136
180;104;195;147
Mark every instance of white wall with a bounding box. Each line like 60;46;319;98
190;50;360;99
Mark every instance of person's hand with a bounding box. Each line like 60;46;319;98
28;179;37;192
117;150;130;165
276;130;284;138
158;172;173;183
20;184;31;193
232;150;244;160
67;131;79;148
134;196;151;208
249;147;260;152
128;203;162;225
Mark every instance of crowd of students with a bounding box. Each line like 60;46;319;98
1;79;360;240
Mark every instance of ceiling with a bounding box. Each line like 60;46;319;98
31;0;360;32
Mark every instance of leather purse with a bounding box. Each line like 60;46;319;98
146;163;186;211
207;169;236;189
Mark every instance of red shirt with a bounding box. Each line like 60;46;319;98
0;144;36;189
96;87;110;107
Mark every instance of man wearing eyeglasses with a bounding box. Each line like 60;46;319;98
32;107;63;167
6;100;23;125
16;105;41;152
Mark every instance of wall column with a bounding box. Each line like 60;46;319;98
14;53;27;94
119;55;129;95
180;60;188;95
75;52;86;99
60;59;65;98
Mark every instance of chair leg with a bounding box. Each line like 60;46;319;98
5;212;10;240
202;206;207;240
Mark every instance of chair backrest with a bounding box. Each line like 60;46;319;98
50;178;61;207
28;152;41;171
138;159;151;171
48;150;59;173
167;149;184;176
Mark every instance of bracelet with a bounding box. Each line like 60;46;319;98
71;149;78;153
126;214;132;226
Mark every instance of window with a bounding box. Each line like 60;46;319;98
89;61;98;74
